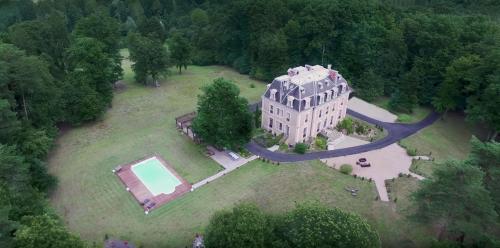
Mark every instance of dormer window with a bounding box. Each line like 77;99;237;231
287;96;295;108
270;89;278;101
318;82;323;89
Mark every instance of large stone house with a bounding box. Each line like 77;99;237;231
261;65;351;145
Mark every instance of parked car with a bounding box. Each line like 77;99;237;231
356;158;371;167
145;201;156;210
141;198;150;206
227;151;240;161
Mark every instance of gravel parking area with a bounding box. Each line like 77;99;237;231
322;144;424;201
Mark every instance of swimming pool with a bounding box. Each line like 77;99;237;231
131;157;181;196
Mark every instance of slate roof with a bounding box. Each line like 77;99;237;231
263;65;351;111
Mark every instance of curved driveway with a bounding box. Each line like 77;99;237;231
246;109;440;162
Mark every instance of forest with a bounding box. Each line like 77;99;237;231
0;0;499;247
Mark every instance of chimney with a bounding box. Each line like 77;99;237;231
327;64;332;70
287;68;294;77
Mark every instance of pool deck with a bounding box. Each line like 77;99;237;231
115;155;191;212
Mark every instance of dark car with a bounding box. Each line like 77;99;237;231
140;198;150;206
356;158;371;167
145;201;156;210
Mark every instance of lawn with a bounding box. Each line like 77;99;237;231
400;112;487;161
49;52;433;247
371;97;431;123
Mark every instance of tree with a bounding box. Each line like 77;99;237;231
73;12;123;83
127;33;169;85
0;99;20;144
0;43;61;127
62;71;107;124
137;16;166;42
411;160;497;244
205;203;268;248
278;203;380;248
8;12;70;76
468;137;500;215
192;78;253;150
66;37;115;106
169;33;192;73
0;184;18;248
14;214;85;248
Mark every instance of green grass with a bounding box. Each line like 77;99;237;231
48;51;434;247
400;112;486;161
409;160;436;178
401;112;487;178
371;97;431;123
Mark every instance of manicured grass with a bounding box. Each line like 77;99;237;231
49;52;433;247
371;97;431;123
409;160;436;178
401;112;486;161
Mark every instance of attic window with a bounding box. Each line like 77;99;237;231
318;82;323;89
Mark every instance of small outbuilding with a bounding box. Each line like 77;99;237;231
175;112;201;143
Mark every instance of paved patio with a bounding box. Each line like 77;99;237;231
322;143;424;201
192;148;258;190
348;97;397;123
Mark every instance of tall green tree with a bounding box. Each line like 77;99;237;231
0;43;61;127
192;78;253;150
278;203;380;248
468;137;500;216
8;12;70;76
66;37;115;106
73;12;123;83
412;160;497;244
127;33;169;85
169;33;192;74
14;214;85;248
205;204;269;248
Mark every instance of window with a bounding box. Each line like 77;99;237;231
319;110;322;118
286;125;290;136
330;116;334;125
305;114;308;123
287;113;291;121
269;118;273;128
324;119;327;128
303;127;307;138
279;122;282;131
326;106;329;114
276;107;280;116
270;105;273;114
317;122;320;132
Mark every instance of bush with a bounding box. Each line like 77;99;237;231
336;117;354;134
355;124;366;135
250;83;255;88
294;143;308;154
340;164;353;175
406;148;417;156
314;136;328;150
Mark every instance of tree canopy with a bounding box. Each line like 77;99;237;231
192;78;254;150
412;159;498;244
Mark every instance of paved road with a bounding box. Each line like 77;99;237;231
246;107;440;162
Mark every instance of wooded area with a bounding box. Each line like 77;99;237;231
0;0;499;247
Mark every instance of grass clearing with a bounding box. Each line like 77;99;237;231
49;52;435;247
400;112;486;162
371;97;431;123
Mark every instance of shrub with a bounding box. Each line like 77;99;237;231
250;83;255;88
314;136;328;150
340;164;353;175
397;114;412;123
355;123;367;135
406;148;417;156
294;143;308;154
336;117;354;134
